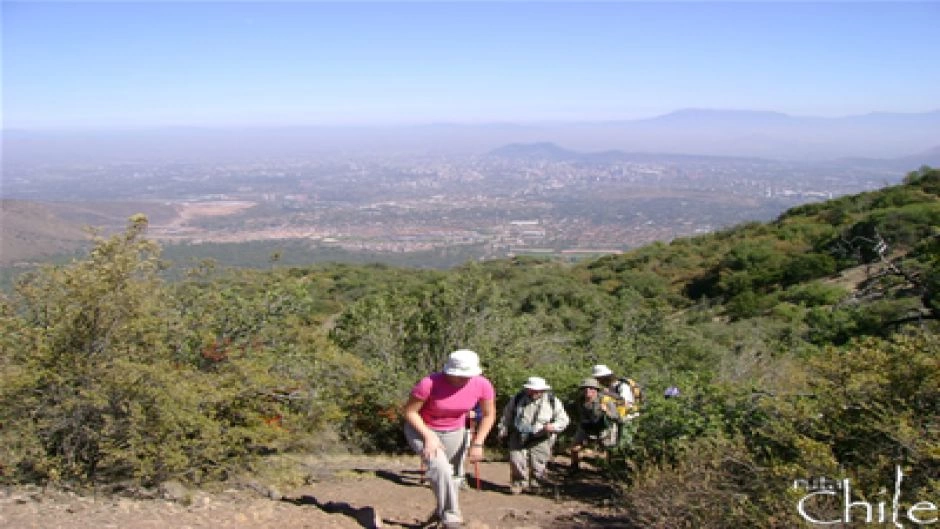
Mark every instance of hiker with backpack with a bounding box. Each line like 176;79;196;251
592;364;641;419
497;376;569;495
591;364;642;447
568;377;621;473
404;349;497;529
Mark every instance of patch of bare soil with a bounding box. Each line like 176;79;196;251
172;201;258;224
0;455;630;529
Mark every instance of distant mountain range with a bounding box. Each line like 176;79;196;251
487;141;766;164
4;109;940;163
487;140;940;169
471;109;940;161
834;145;940;170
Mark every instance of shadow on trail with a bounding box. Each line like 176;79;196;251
361;468;423;488
285;493;435;529
542;460;624;507
555;475;619;504
283;495;383;529
370;467;505;495
366;459;621;502
283;472;442;529
544;510;637;529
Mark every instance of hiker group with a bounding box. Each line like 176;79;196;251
403;349;649;528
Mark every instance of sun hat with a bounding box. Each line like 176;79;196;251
522;376;551;391
591;364;614;378
443;349;483;377
579;377;602;390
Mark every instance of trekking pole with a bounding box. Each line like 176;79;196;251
468;411;481;490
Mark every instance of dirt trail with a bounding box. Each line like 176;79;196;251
0;454;629;529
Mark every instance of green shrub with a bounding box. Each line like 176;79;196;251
780;282;846;307
622;435;815;529
0;217;294;486
808;332;939;494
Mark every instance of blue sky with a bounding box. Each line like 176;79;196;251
3;1;939;129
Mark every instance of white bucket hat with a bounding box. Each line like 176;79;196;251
443;349;482;377
522;376;551;391
591;364;614;378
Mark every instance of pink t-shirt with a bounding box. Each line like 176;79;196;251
411;372;495;431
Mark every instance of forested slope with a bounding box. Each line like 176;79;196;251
1;167;937;528
0;200;89;264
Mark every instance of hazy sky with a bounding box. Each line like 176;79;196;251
3;1;939;129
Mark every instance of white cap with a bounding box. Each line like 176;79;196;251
591;364;614;378
522;376;551;391
443;349;483;377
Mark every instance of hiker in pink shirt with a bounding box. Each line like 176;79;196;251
403;349;496;529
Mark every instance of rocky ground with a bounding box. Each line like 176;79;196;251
0;454;631;529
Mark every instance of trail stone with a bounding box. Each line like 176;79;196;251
159;480;188;502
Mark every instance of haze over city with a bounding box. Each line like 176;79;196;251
3;1;939;267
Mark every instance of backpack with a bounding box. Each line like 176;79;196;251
612;377;643;414
598;378;642;424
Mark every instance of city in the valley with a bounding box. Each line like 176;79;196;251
1;144;913;263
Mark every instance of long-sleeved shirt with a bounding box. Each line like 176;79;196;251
498;391;570;439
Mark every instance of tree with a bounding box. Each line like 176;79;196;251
0;216;286;485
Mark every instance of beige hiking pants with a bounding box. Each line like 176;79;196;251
404;422;467;525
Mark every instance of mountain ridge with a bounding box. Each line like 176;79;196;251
487;141;940;166
5;109;939;162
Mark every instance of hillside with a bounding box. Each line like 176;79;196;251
580;166;939;324
0;199;186;265
1;168;937;529
0;200;89;264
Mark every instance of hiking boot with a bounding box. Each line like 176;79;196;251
422;512;463;529
535;473;555;487
441;512;463;529
530;474;554;494
420;512;441;529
